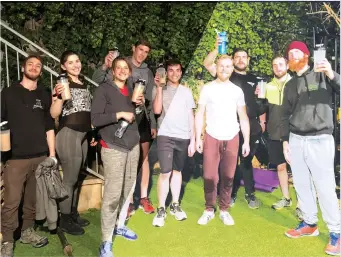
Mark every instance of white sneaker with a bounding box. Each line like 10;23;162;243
152;207;167;227
219;211;234;225
170;203;187;221
197;210;215;225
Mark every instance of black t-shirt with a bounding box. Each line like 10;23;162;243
58;81;92;133
230;72;262;135
1;82;54;159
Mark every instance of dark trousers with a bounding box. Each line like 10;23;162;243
1;156;46;242
232;133;260;197
203;133;239;211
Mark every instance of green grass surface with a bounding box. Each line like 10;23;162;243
15;176;329;257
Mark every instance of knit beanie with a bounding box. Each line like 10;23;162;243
286;41;310;57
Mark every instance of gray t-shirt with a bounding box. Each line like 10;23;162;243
152;84;196;139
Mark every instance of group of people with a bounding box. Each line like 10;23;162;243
0;35;339;257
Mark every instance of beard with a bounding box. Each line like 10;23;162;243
288;55;309;73
274;72;287;79
23;70;40;81
234;63;247;72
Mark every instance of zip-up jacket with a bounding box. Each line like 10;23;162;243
92;57;156;129
280;69;340;141
1;82;54;159
265;74;291;140
91;80;140;152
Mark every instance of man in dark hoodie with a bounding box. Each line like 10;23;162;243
92;39;157;216
1;55;57;257
281;41;340;256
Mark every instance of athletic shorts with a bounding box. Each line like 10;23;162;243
138;114;152;143
157;135;190;174
267;139;286;165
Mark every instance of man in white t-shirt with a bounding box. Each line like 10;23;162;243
151;59;196;227
195;55;250;226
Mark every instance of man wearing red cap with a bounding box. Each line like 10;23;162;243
280;40;340;256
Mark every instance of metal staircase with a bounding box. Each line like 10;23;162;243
0;20;103;180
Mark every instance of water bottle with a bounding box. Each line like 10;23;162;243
218;31;227;55
115;120;129;139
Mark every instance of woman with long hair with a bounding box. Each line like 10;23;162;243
91;56;142;257
50;50;95;235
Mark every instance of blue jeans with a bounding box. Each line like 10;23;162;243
289;133;340;233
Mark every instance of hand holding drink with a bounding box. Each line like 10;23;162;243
257;80;266;99
156;64;166;87
132;79;146;103
57;74;71;101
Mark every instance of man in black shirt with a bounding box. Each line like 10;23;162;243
1;55;57;257
204;44;266;209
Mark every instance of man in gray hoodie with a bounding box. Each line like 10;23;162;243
92;39;157;218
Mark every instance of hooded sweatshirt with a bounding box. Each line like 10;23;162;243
1;81;54;159
91;79;140;152
265;74;291;140
280;68;340;141
92;57;156;129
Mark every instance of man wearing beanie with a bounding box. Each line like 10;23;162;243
280;40;340;256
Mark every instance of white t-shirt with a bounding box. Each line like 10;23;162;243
153;84;196;139
198;80;245;140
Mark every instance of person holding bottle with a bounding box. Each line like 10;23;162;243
50;50;95;236
91;56;144;257
92;40;157;217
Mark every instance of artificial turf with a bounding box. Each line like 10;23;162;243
14;175;330;257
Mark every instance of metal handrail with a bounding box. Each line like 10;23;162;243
0;38;59;77
0;20;99;87
1;26;103;181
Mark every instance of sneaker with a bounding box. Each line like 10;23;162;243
60;213;85;235
99;241;113;257
219;211;235;226
197;210;215;225
71;208;90;227
229;195;237;207
1;242;14;257
285;221;319;238
126;203;136;220
19;227;49;248
325;232;340;256
169;202;187;221
152;207;167;227
114;226;138;241
245;194;260;209
295;207;304;221
272;197;292;210
139;198;155;214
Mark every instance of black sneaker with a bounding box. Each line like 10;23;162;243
71;209;90;227
60;213;85;235
245;194;260;209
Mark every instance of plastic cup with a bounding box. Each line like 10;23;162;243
258;80;266;99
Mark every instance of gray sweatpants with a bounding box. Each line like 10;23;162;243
289;133;340;233
101;144;139;242
56;127;88;214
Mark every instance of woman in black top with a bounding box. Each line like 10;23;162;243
50;50;95;235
